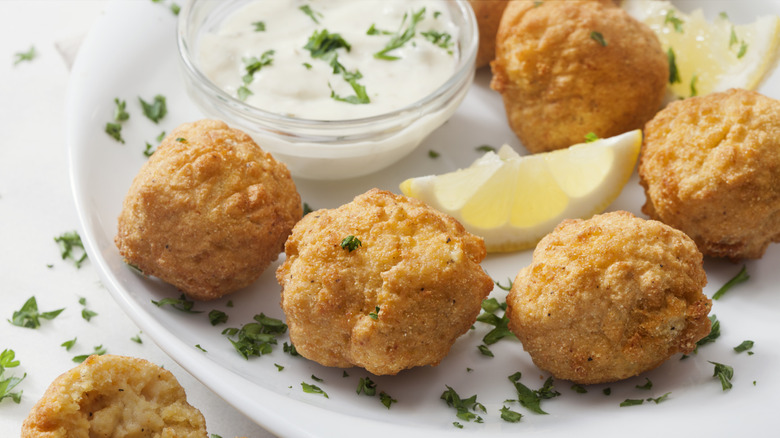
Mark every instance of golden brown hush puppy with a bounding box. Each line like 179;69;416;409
469;0;509;68
115;119;302;301
276;189;494;376
21;355;207;438
490;0;667;153
506;211;711;385
639;88;780;260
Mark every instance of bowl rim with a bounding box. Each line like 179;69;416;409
176;0;479;128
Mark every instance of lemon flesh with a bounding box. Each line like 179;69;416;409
400;130;642;252
624;0;780;98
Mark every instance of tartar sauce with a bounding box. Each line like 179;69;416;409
198;0;460;120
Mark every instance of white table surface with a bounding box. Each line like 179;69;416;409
0;1;274;437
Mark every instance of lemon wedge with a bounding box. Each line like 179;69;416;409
624;0;780;98
400;130;642;252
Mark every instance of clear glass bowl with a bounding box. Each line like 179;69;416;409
177;0;477;180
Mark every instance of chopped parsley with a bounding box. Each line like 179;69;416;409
689;74;698;97
208;309;228;326
252;21;266;32
635;378;653;390
667;48;681;84
274;363;284;371
368;306;380;320
0;349;25;404
729;27;739;48
81;308;98;322
590;31;607;47
222;313;287;359
664;10;685;33
143;142;156;157
340;235;362;252
13;46;36;65
738;41;749;59
72;345;107;363
105;122;125;144
440;385;486;424
302;202;313;216
304;29;369;104
380;391;397;409
357;376;377;396
283;342;299;356
299;5;322;24
131;333;143;344
139;94;167;123
301;381;328;398
242;50;275;85
584;132;599;143
477;344;493;357
151;294;202;314
55;231;88;268
620;398;644;407
500;406;523;423
9;296;64;329
156;131;166;142
113;98;129;121
195;344;207;352
709;361;734;390
237;86;253;101
170;3;180;15
602;387;611;396
734;340;754;354
428;150;440;158
647;392;671;404
571;384;587;394
421;30;453;53
374;8;426;60
475;145;496;153
366;23;393;36
494;278;513;291
695;314;721;350
713;265;749;300
476;298;515;346
61;337;77;351
507;372;559;414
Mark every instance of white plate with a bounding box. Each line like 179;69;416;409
68;1;780;437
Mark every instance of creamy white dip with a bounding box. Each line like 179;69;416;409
198;0;460;120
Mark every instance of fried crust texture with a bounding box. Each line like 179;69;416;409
21;355;207;438
639;89;780;259
276;189;493;375
115;119;302;300
469;0;509;68
490;0;667;153
506;211;711;385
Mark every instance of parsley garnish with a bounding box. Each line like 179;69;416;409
590;31;607;47
105;122;125;144
500;406;523;422
274;363;284;371
571;384;587;394
689;74;698;97
304;30;370;105
648;392;671;404
636;378;653;390
252;21;266;32
366;24;393;36
380;391;397;409
664;10;684;33
421;30;453;53
302;202;313;216
340;235;362;252
0;349;25;404
9;296;64;329
209;309;228;326
357;376;377;396
299;5;322;24
195;344;207;352
113;98;129;121
734;340;754;354
143;142;156;158
494;278;513;291
584;132;599;143
176;137;187;143
709;361;734;390
139;94;167;123
55;231;88;268
13;46;36;65
237;86;253;101
170;3;180;16
428;150;440;158
242;50;275;85
301;381;329;398
131;333;143;344
476;298;515;346
61;337;77;351
477;344;493;357
695;314;720;350
151;294;202;314
729;27;739;48
620;398;644;407
374;8;426;60
72;345;107;363
507;372;559;414
712;265;749;300
222;313;287;359
156;131;166;142
667;48;681;84
440;385;486;424
81;308;98;322
475;145;496;153
283;342;299;356
603;387;611;396
368;306;380;320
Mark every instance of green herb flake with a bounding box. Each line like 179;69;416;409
664;10;685;33
647;392;671;404
476;298;515;346
208;309;228;326
72;345;107;363
428;150;440;159
222;313;287;359
195;344;207;352
667;48;681;84
590;31;607;47
299;4;323;24
695;314;720;351
453;422;463;429
495;278;513;291
507;372;558;415
61;337;77;351
151;294;202;314
340;235;362;252
477;344;493;357
368;306;380;320
113;98;129;121
571;384;587;394
603;387;611;396
357;376;377;396
283;342;299;356
0;349;25;404
105;122;125;144
131;333;143;344
211;434;223;438
303;62;313;70
13;46;36;65
274;363;284;371
440;385;486;424
500;406;523;423
9;296;65;329
584;132;599;143
729;27;738;48
81;309;98;322
342;371;349;378
237;85;253;101
734;340;754;354
719;12;729;20
252;21;266;32
55;231;88;268
713;265;749;300
242;50;275;85
620;398;644;407
421;30;453;53
302;202;314;216
374;8;426;60
709;361;734;391
366;23;393;36
301;382;329;398
144;142;156;158
156;131;166;142
737;40;749;59
170;3;180;16
689;74;698;97
380;391;397;409
139;94;167;124
635;377;653;390
476;145;496;153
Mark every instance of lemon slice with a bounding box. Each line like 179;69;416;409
624;0;780;98
400;130;642;252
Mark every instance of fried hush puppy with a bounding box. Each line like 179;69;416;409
469;0;509;68
506;211;711;385
115;119;302;301
639;88;780;260
276;189;494;376
490;0;667;153
21;355;207;438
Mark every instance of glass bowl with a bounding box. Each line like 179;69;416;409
177;0;478;180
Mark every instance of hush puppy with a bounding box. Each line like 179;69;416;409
21;355;207;438
276;189;494;376
115;119;302;301
490;0;667;153
639;88;780;259
506;211;711;385
469;0;509;68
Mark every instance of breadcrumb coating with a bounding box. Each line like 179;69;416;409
21;355;207;438
277;189;493;375
639;88;780;259
506;211;711;384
